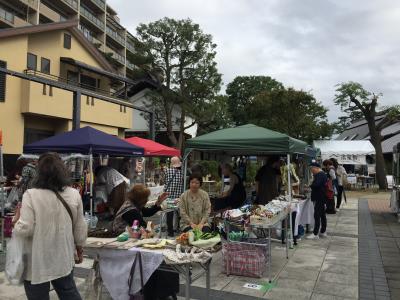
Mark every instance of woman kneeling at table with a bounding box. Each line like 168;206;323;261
179;173;212;233
112;184;168;233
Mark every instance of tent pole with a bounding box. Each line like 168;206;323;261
89;149;93;220
0;137;5;252
182;150;192;190
287;154;293;248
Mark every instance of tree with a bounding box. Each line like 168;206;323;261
196;95;232;135
334;82;400;189
247;88;334;144
131;18;222;148
226;76;284;125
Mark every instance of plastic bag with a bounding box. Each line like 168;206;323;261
5;233;25;285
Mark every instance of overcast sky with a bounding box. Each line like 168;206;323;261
108;0;400;121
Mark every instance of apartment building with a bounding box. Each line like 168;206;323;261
0;20;135;159
0;0;137;77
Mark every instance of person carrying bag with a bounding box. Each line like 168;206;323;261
12;153;87;300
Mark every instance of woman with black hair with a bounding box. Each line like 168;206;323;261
178;173;212;233
13;152;87;300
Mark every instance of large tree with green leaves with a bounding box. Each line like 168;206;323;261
247;88;334;144
226;76;284;125
334;82;400;189
131;18;222;148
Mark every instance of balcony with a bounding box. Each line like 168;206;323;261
126;61;135;71
126;42;135;54
19;0;38;9
105;46;125;65
106;26;125;46
40;2;61;22
0;7;14;24
21;70;132;129
62;0;78;11
78;25;103;46
80;6;104;30
91;0;106;10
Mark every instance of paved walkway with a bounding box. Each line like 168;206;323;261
1;192;399;300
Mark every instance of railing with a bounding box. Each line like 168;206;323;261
24;69;129;100
126;42;135;53
126;61;135;70
78;25;102;45
20;0;38;8
0;7;14;24
80;5;104;29
62;0;78;10
106;26;125;46
111;51;125;65
91;0;105;10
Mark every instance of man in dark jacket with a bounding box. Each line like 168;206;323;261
307;162;328;240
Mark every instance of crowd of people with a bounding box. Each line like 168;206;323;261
3;152;350;299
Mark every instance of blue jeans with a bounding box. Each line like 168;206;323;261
24;272;82;300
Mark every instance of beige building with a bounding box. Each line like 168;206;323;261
0;0;136;77
0;20;135;156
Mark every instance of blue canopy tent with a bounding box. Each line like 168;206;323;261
24;126;144;218
24;126;143;156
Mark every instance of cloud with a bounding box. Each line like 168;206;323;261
108;0;400;121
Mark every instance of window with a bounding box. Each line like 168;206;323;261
80;74;97;91
67;71;79;84
0;60;6;102
64;33;71;49
41;57;50;74
24;128;54;145
27;53;37;70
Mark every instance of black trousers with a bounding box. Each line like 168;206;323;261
24;272;82;300
166;211;174;236
336;185;344;208
313;202;327;235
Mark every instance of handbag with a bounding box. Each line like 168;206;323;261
128;252;145;300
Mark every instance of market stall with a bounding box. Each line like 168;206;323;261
313;140;376;188
84;233;218;300
184;124;310;279
23;126;144;218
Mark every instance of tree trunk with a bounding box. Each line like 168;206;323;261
367;119;387;190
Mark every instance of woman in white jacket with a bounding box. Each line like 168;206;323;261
13;152;87;300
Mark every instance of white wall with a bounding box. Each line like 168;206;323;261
129;89;197;137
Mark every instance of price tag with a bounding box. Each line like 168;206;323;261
243;283;262;290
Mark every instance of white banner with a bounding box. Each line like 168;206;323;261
322;154;366;165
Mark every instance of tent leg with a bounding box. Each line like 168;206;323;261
287;154;293;248
89;151;93;220
0;143;5;252
183;156;188;190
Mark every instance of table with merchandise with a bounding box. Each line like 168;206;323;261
83;230;220;300
223;197;292;282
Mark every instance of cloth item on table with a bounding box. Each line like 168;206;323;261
163;244;212;264
99;248;164;300
293;198;315;236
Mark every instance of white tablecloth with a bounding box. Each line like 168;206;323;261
148;185;165;202
99;247;164;300
292;198;314;236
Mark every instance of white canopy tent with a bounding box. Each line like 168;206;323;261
313;140;375;165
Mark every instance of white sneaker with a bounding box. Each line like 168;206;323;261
336;208;340;212
306;234;319;240
319;232;328;238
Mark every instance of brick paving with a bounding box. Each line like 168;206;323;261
368;197;400;300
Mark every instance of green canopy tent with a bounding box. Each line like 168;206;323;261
185;124;307;155
184;124;308;247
